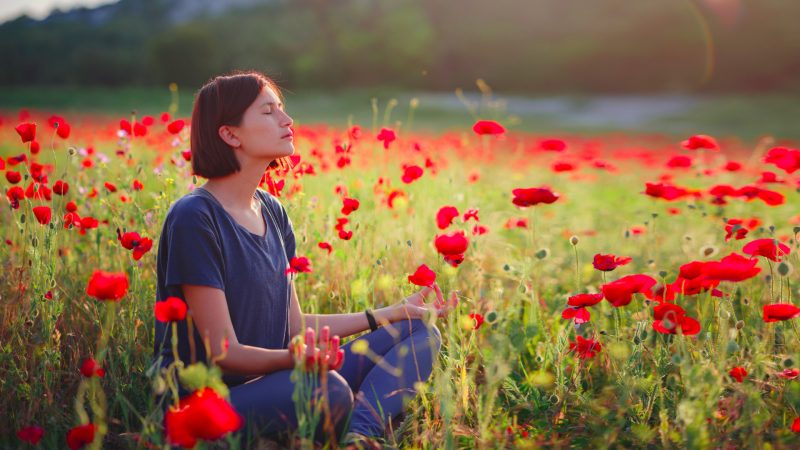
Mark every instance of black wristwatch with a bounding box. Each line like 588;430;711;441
365;309;379;332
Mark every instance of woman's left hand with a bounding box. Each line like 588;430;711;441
378;282;459;324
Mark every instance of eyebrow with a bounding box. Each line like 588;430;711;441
261;101;283;108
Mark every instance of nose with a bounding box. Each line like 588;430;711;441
280;109;293;128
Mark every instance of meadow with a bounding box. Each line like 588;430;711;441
1;90;799;449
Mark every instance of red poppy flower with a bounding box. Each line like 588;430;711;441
131;237;153;260
681;134;718;151
511;187;559;207
119;119;132;134
793;417;800;433
408;264;436;287
434;231;469;257
131;122;146;137
592;254;632;272
763;303;800;323
67;423;97;450
341;197;360;215
376;127;396;149
778;368;799;380
652;303;701;335
539;138;566;152
702;253;761;282
56;121;71;139
167;119;185;135
338;229;353;240
104;182;117;193
742;238;791;262
764;146;800;174
86;270;129;301
468;313;484;329
165;387;243;448
155;297;188;322
53;180;69;195
723;161;742;171
729;366;747;383
132;179;144;191
436;206;459;230
15;122;36;143
568;335;602;359
16;425;45;444
401;165;423;184
386;190;406;208
504;217;528;229
5;170;21;184
472;225;488;235
644;182;690;201
472;120;505;136
286;256;312;275
318;241;332;254
79;357;105;378
568;293;604;307
755;188;784;206
462;208;479;222
562;306;591;324
551;161;575;172
666;155;693;168
6;186;25;209
32;206;51;225
25;182;52;201
724;219;748;241
601;274;657;307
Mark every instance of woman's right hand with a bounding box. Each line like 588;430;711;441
288;326;344;372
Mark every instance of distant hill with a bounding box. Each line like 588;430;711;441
5;0;273;27
2;0;799;94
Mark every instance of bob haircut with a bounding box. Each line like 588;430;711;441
190;70;291;178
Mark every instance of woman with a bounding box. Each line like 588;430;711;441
152;71;455;449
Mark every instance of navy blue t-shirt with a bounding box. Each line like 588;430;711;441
152;186;297;387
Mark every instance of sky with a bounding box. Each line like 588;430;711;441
0;0;115;23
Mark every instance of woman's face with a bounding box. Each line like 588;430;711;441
227;86;294;163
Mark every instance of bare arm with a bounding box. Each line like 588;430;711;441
182;284;294;376
288;280;447;339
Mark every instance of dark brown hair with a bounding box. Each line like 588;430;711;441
190;70;291;178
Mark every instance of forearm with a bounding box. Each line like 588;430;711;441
303;307;394;339
216;344;294;377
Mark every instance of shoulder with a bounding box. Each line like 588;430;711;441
164;191;216;229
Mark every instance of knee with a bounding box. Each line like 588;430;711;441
324;370;354;418
409;319;442;352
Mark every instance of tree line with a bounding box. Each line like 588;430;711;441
1;0;798;94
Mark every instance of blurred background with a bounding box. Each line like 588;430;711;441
1;0;799;139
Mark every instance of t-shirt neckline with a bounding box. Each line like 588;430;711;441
193;186;268;239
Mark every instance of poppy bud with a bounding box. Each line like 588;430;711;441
569;235;579;246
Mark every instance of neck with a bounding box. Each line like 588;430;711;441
201;156;269;210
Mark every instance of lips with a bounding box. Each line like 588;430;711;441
282;132;293;139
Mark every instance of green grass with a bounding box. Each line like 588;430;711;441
1;111;799;448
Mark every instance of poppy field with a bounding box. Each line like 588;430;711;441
1;103;800;449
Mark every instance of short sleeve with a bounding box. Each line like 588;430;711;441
164;206;225;290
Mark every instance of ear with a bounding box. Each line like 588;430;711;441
218;125;241;148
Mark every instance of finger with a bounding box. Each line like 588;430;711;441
448;290;459;308
305;328;316;358
431;283;445;308
330;335;340;359
335;348;345;370
408;286;431;306
319;326;330;353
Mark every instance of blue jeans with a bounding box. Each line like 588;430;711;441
228;318;442;444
